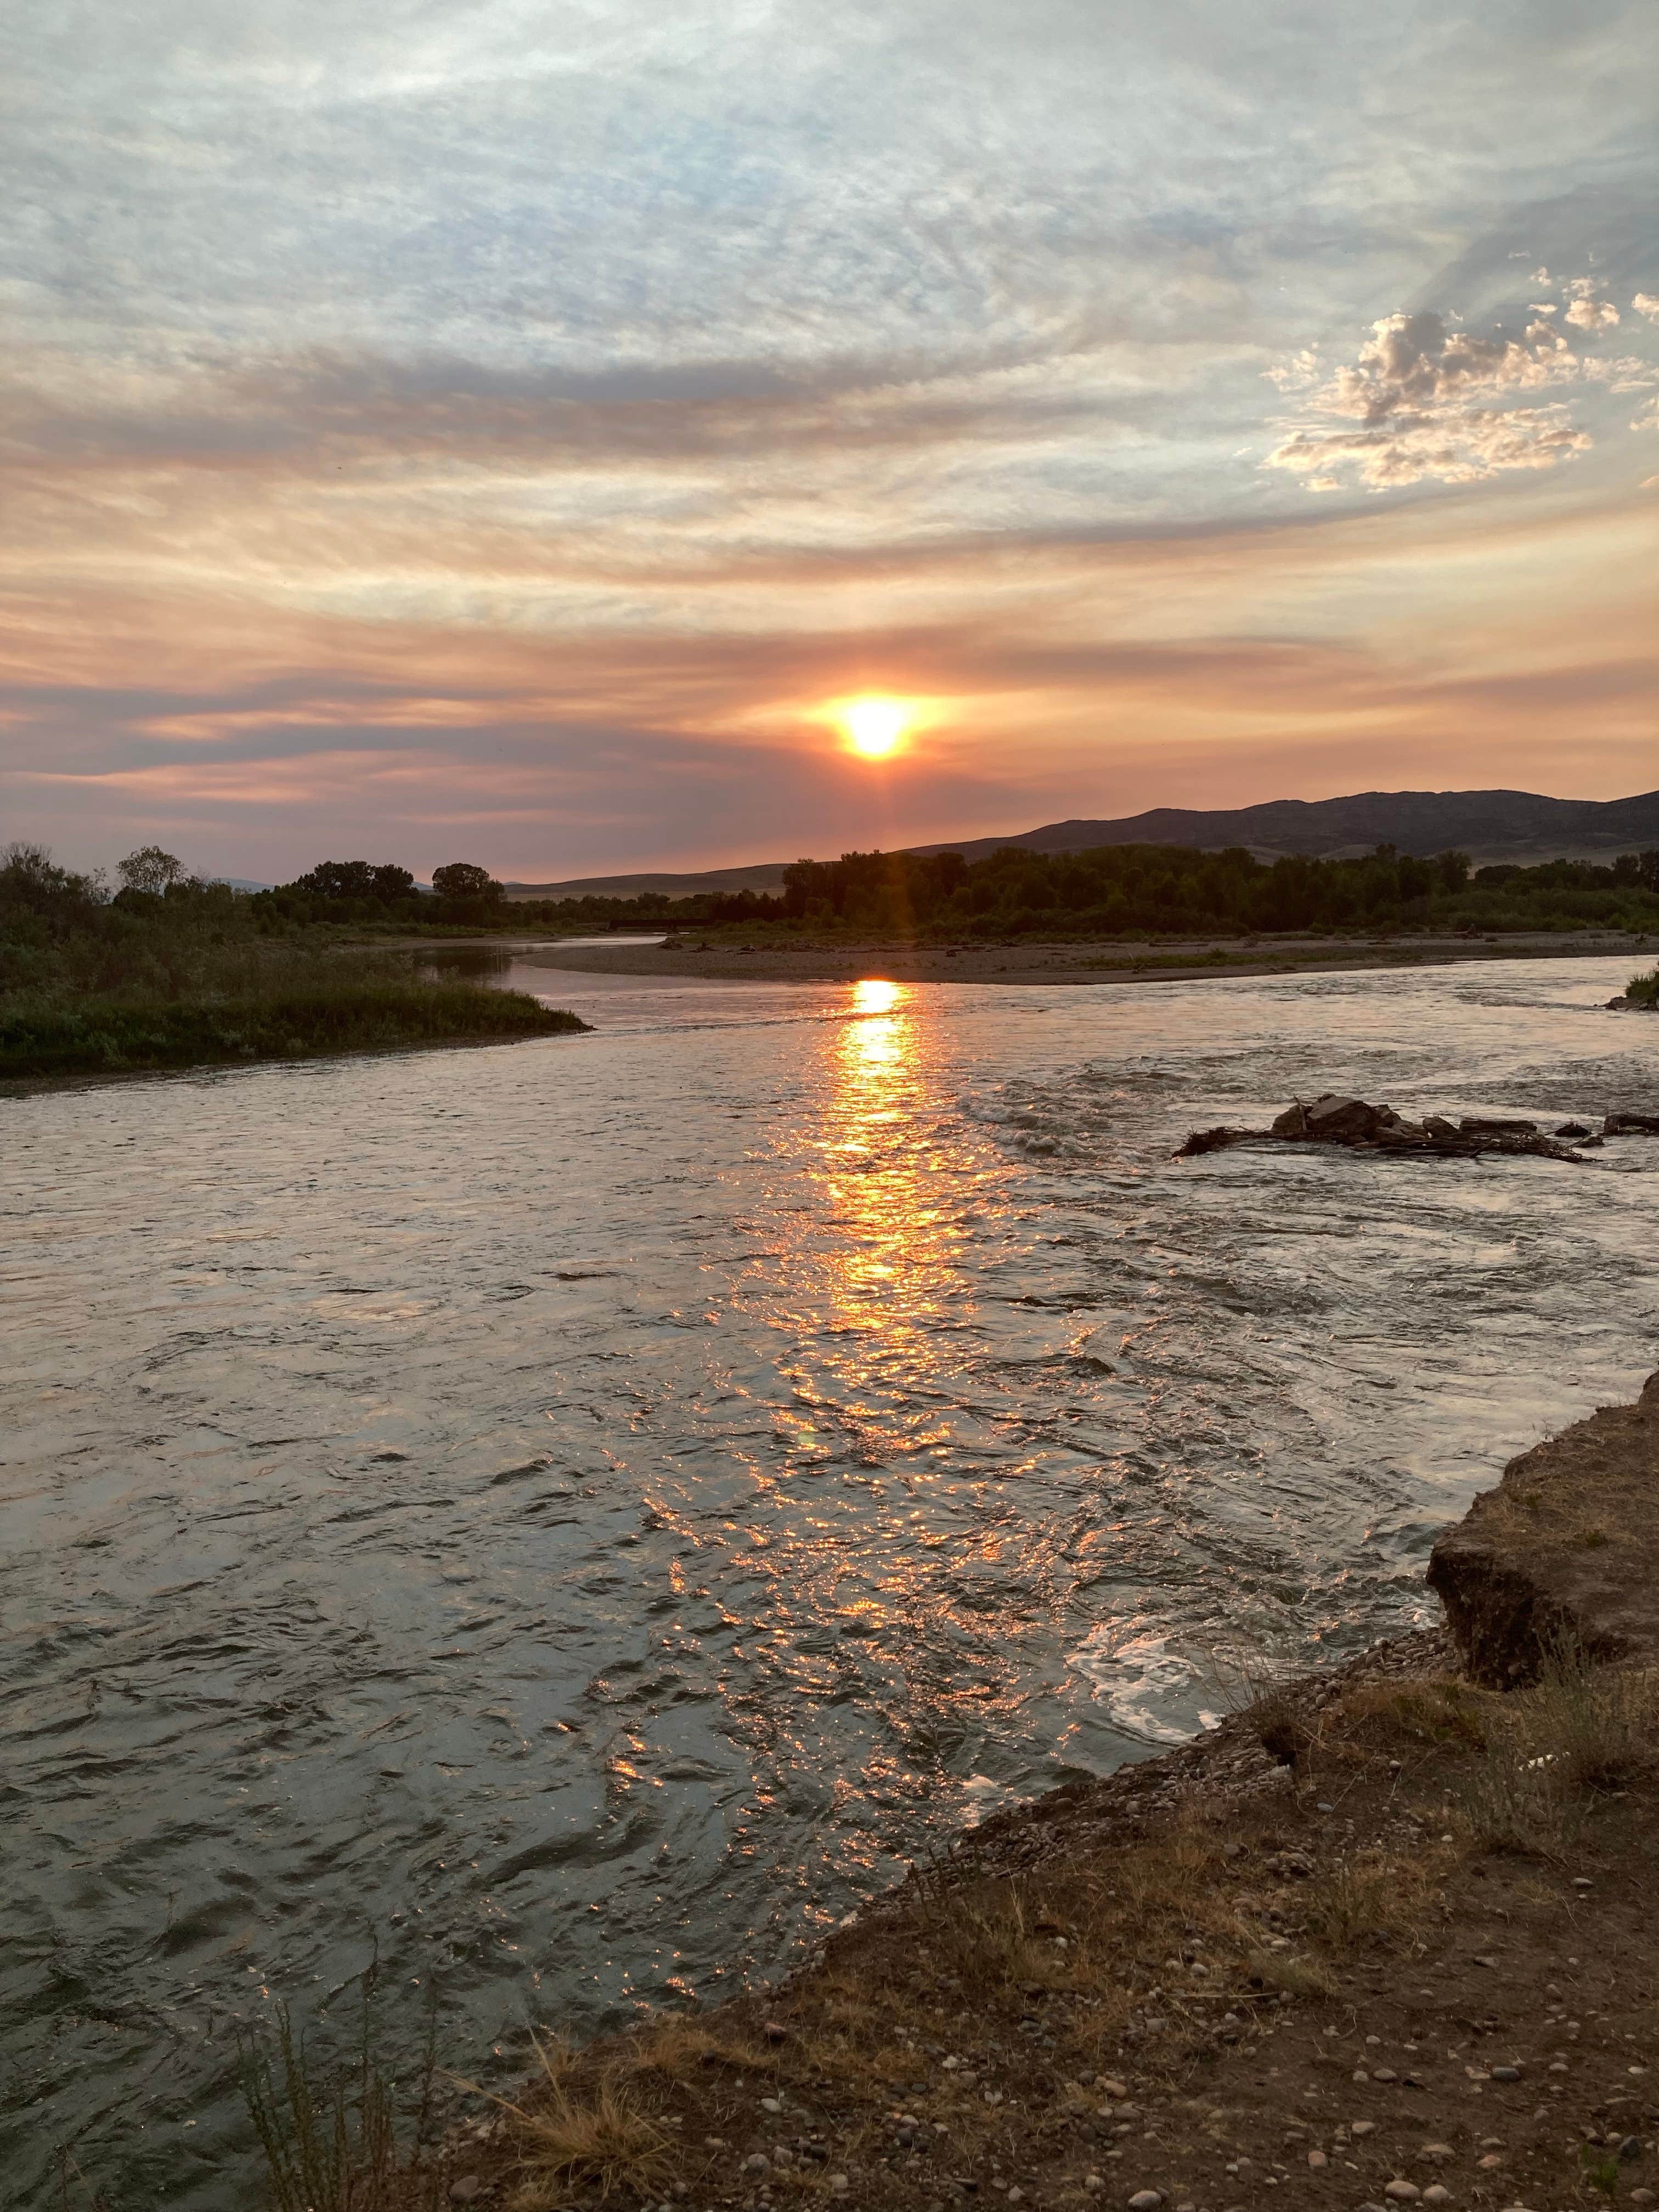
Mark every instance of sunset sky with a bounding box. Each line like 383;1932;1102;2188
4;0;1657;882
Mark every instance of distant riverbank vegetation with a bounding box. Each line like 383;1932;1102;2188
752;842;1659;939
250;839;1659;941
0;845;586;1082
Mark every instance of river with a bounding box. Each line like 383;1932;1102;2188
3;953;1656;2202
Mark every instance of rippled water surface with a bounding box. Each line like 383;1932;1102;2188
5;956;1658;2202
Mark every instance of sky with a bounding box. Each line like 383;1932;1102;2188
3;0;1657;883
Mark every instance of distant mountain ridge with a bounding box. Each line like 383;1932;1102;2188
903;787;1659;868
504;788;1659;899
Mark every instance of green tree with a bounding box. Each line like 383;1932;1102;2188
432;862;503;903
119;845;188;895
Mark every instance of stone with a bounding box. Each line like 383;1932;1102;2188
1478;2154;1505;2170
1385;2183;1421;2202
448;2183;482;2205
1351;2122;1376;2137
745;2154;771;2174
1420;2146;1456;2163
1308;1094;1387;1142
1491;2067;1522;2081
1308;2151;1328;2169
1127;2193;1164;2210
1423;2192;1452;2206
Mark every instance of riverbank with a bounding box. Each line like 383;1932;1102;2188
309;1377;1659;2211
0;976;587;1086
520;928;1657;989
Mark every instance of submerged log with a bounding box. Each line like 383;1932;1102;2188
1605;1111;1659;1136
1172;1125;1273;1156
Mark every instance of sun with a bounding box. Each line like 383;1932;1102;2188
837;695;913;759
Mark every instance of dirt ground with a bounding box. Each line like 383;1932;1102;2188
428;1632;1659;2212
516;932;1654;992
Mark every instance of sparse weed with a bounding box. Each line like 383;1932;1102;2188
238;1968;443;2212
1300;1849;1431;1953
1457;1645;1658;1855
1318;1678;1486;1763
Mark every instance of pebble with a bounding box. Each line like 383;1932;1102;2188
1308;2152;1328;2169
760;2095;783;2112
1420;2146;1455;2163
744;2154;770;2174
448;2184;481;2206
1385;2183;1421;2202
1630;2193;1655;2207
1351;2121;1376;2138
1423;2190;1452;2205
1490;2067;1522;2083
1477;2155;1505;2170
1127;2193;1164;2210
829;2179;849;2197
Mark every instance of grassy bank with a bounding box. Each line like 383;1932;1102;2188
0;845;588;1081
0;972;585;1080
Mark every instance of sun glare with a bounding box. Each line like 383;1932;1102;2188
838;695;913;759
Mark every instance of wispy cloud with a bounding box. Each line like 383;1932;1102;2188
3;0;1658;872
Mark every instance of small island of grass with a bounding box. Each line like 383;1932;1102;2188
0;844;588;1085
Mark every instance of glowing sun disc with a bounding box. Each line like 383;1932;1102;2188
839;696;912;759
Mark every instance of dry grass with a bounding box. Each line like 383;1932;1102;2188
458;2033;679;2210
1316;1677;1487;1763
1457;1647;1659;1856
1298;1848;1434;1954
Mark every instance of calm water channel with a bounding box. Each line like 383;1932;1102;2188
4;955;1657;2202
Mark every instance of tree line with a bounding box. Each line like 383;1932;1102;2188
759;841;1659;937
8;838;1659;955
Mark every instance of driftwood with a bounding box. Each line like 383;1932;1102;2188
1605;1111;1659;1136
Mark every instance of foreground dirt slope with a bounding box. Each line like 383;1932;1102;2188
427;1382;1659;2212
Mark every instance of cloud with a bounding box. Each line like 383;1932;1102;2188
1565;294;1621;331
1264;309;1593;491
1633;294;1659;323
